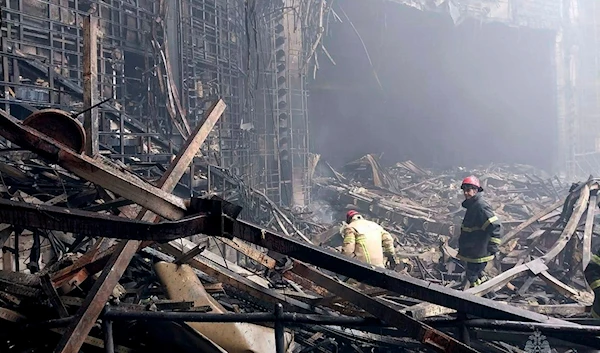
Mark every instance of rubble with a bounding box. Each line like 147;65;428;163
0;103;599;353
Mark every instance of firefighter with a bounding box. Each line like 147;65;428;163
458;176;503;288
341;210;398;269
584;248;600;318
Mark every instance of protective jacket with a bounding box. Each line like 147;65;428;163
342;218;395;268
458;193;502;263
584;249;600;318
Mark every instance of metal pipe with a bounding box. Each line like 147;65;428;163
25;311;600;336
22;317;74;329
427;318;600;335
275;303;285;353
465;319;600;334
103;319;114;353
457;312;470;345
103;308;384;326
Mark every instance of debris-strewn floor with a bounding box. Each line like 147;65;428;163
0;118;597;353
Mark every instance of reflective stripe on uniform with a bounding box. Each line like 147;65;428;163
481;216;498;230
457;254;495;263
461;216;499;233
461;225;479;232
590;279;600;290
489;237;501;245
355;235;371;264
473;275;489;287
592;254;600;266
343;235;355;244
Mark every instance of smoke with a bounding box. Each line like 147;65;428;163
309;0;557;171
308;199;337;225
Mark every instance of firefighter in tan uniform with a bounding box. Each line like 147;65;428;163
341;210;398;268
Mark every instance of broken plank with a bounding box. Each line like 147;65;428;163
583;191;598;269
538;270;585;302
501;197;566;244
543;183;592;262
40;274;69;318
219;237;332;297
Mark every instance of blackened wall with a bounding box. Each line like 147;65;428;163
309;1;557;171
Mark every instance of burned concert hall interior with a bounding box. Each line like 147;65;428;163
1;0;600;352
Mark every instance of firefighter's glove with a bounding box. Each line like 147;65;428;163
487;243;499;256
386;255;399;270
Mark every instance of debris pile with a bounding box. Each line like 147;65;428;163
0;106;598;353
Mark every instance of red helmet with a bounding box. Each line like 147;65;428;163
461;175;483;192
346;210;360;223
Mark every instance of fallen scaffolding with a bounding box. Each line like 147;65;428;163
0;105;599;353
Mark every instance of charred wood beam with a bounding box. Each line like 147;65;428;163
217;237;334;298
583;190;598;269
501;197;566;245
0;108;187;220
290;260;479;353
51;100;226;353
40;274;69;318
174;245;206;265
82;15;99;156
542;183;592;262
223;217;572;325
538;270;583;301
82;198;133;212
0;198;218;241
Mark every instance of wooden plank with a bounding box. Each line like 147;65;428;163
218;237;277;269
83;15;99;156
542;183;591;262
40;274;69;318
2;235;13;271
583;192;598;269
515;303;587;316
538;270;584;302
501;197;566;244
218;237;332;297
0;225;12;248
53;100;226;353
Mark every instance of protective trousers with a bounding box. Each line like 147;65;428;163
465;262;488;286
593;288;600;318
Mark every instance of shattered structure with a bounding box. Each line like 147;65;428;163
1;0;600;353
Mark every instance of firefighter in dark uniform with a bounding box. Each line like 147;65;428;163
458;176;503;288
584;249;600;318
